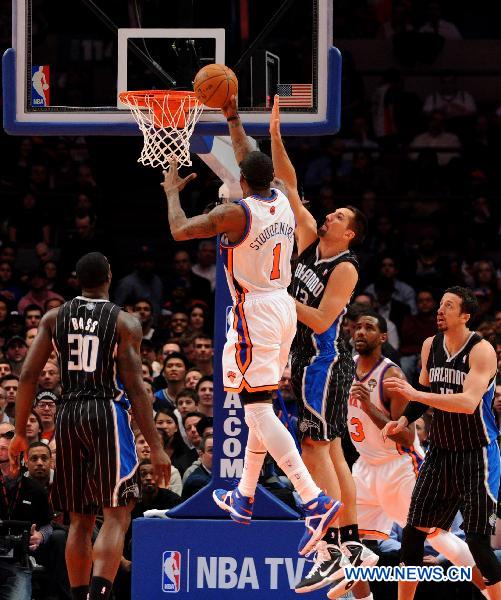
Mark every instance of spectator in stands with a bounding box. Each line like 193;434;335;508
42;260;62;293
135;459;181;513
191;240;217;291
184;368;202;390
175;389;199;419
44;297;64;312
371;69;423;142
26;441;52;489
8;191;50;246
158;341;182;365
1;374;18;420
423;71;476;120
17;269;64;314
0;262;22;304
419;2;462;40
399;290;437;381
133;299;155;340
153;353;188;410
139;339;159;376
196;376;213;418
5;335;28;377
33;391;57;442
365;256;417;313
409;110;461;167
155;408;196;476
168;311;189;338
25;411;42;445
23;305;42;329
141;362;153;382
373;277;410;335
0;362;11;379
179;332;197;364
35;241;56;264
183;412;203;449
188;303;209;337
0;387;9;425
60;210;109;273
409;235;450;293
114;245;163;316
135;432;151;461
182;434;213;500
192;334;214;376
38;360;60;393
0;245;17;268
167;250;212;305
0;436;53;600
143;379;155;410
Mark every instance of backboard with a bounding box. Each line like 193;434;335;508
3;0;341;136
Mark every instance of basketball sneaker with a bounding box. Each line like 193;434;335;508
295;541;350;594
212;488;253;524
297;495;343;556
326;541;379;600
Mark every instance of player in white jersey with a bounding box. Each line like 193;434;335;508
161;96;342;557
348;309;487;598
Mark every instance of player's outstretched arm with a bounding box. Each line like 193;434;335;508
270;95;317;254
384;340;496;414
161;159;246;241
10;309;58;473
222;95;253;164
117;312;171;484
295;261;358;333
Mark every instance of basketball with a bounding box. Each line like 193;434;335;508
193;64;238;109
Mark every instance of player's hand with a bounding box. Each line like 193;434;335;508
150;447;172;488
161;159;197;194
350;382;371;409
383;377;418;402
221;94;238;119
269;94;281;137
8;434;28;476
381;416;409;441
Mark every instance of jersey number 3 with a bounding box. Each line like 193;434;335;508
270;243;281;280
68;334;99;372
349;417;366;443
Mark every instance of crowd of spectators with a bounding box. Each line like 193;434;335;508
0;1;500;598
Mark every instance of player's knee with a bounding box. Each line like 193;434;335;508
240;390;273;405
465;533;501;585
400;525;427;566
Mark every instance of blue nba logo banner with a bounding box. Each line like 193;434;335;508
31;66;50;107
162;551;181;593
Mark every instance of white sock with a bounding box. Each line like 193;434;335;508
238;429;266;497
244;403;321;504
355;595;373;600
428;530;475;566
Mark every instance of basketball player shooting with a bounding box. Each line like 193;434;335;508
9;252;171;600
382;286;501;600
161;95;343;557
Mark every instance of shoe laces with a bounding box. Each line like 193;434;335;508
340;541;362;558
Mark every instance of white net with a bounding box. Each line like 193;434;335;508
120;91;204;169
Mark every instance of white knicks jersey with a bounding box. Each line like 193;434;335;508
348;356;424;467
219;188;295;298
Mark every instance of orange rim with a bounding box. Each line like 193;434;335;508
119;90;200;129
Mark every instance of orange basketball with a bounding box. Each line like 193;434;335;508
193;64;238;109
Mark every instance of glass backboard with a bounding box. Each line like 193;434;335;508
3;0;341;136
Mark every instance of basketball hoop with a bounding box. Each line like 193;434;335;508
119;90;204;169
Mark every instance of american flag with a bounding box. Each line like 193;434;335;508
276;83;313;107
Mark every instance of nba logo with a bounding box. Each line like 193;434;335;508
162;551;181;593
31;66;50;107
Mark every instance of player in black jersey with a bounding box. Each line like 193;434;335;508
271;97;376;599
383;286;501;599
9;253;171;600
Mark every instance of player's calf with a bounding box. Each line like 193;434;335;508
465;533;501;587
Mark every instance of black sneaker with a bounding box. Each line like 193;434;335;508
326;541;379;599
295;541;350;594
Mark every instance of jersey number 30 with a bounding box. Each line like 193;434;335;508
68;334;99;372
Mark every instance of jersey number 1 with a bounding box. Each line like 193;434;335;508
270;243;281;280
68;334;99;372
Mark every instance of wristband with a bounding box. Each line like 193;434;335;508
227;115;239;122
403;401;429;425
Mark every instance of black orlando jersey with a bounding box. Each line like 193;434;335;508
290;240;358;364
53;296;122;402
427;332;497;450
